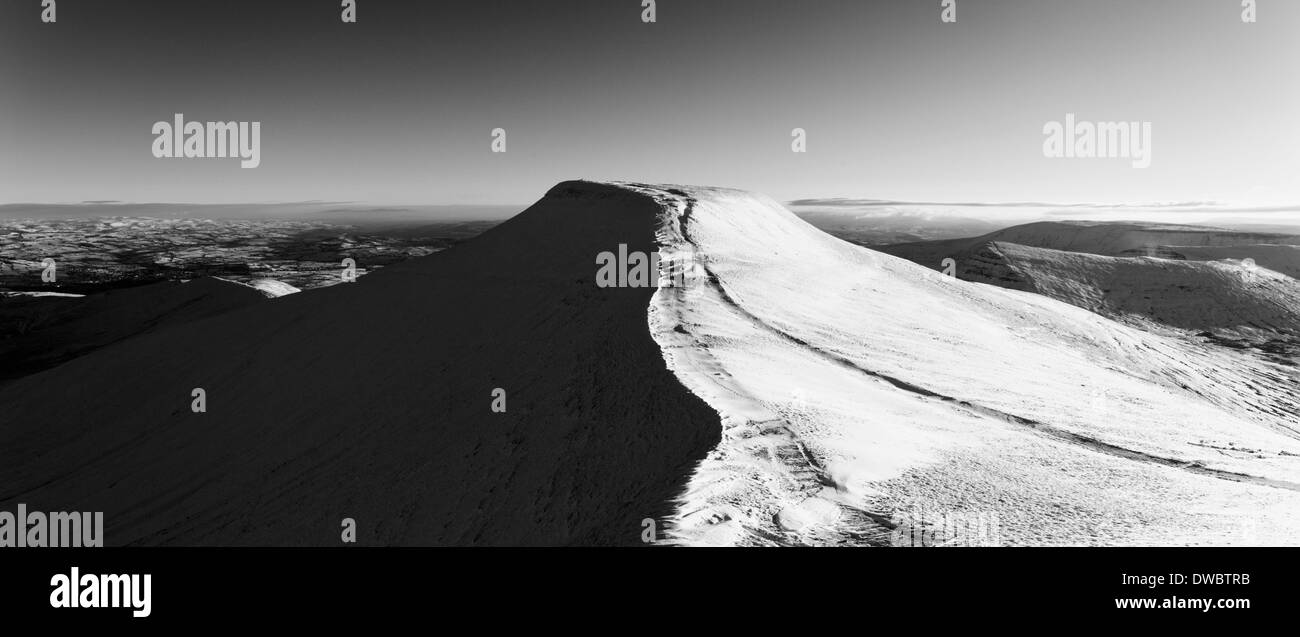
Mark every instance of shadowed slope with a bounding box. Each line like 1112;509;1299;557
0;181;719;546
0;277;284;385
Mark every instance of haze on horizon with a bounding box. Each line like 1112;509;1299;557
2;0;1297;209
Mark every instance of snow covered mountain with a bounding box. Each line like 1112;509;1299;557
874;220;1300;365
2;182;1298;547
0;182;719;546
878;220;1300;278
639;184;1300;546
935;242;1300;342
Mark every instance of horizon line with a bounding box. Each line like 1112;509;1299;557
0;201;527;207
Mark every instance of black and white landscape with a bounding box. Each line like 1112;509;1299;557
3;1;1299;548
3;181;1299;547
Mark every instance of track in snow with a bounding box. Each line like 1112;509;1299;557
666;190;1300;508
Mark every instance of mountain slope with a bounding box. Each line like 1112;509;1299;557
0;277;283;384
946;242;1300;339
0;181;719;546
5;182;1299;547
878;220;1300;278
639;185;1300;546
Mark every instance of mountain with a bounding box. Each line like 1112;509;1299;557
934;242;1300;341
877;220;1300;277
0;182;718;546
0;277;288;385
874;221;1300;362
3;182;1298;547
790;207;1004;245
643;186;1300;546
1172;244;1300;279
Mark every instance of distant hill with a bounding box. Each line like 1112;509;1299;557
875;221;1300;355
878;220;1300;276
955;242;1300;342
0;277;286;384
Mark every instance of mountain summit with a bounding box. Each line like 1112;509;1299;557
3;181;1298;547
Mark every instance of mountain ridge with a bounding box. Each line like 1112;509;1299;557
0;180;719;546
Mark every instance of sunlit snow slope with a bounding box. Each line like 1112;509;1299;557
631;183;1300;546
954;242;1300;341
879;220;1300;277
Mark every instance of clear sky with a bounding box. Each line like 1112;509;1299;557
2;0;1296;206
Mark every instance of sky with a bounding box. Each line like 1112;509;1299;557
1;0;1297;207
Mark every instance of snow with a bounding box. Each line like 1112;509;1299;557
223;277;301;298
968;242;1300;339
636;183;1300;546
0;181;720;546
965;220;1300;255
1174;244;1300;280
2;180;1298;547
879;220;1300;275
1;291;85;298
